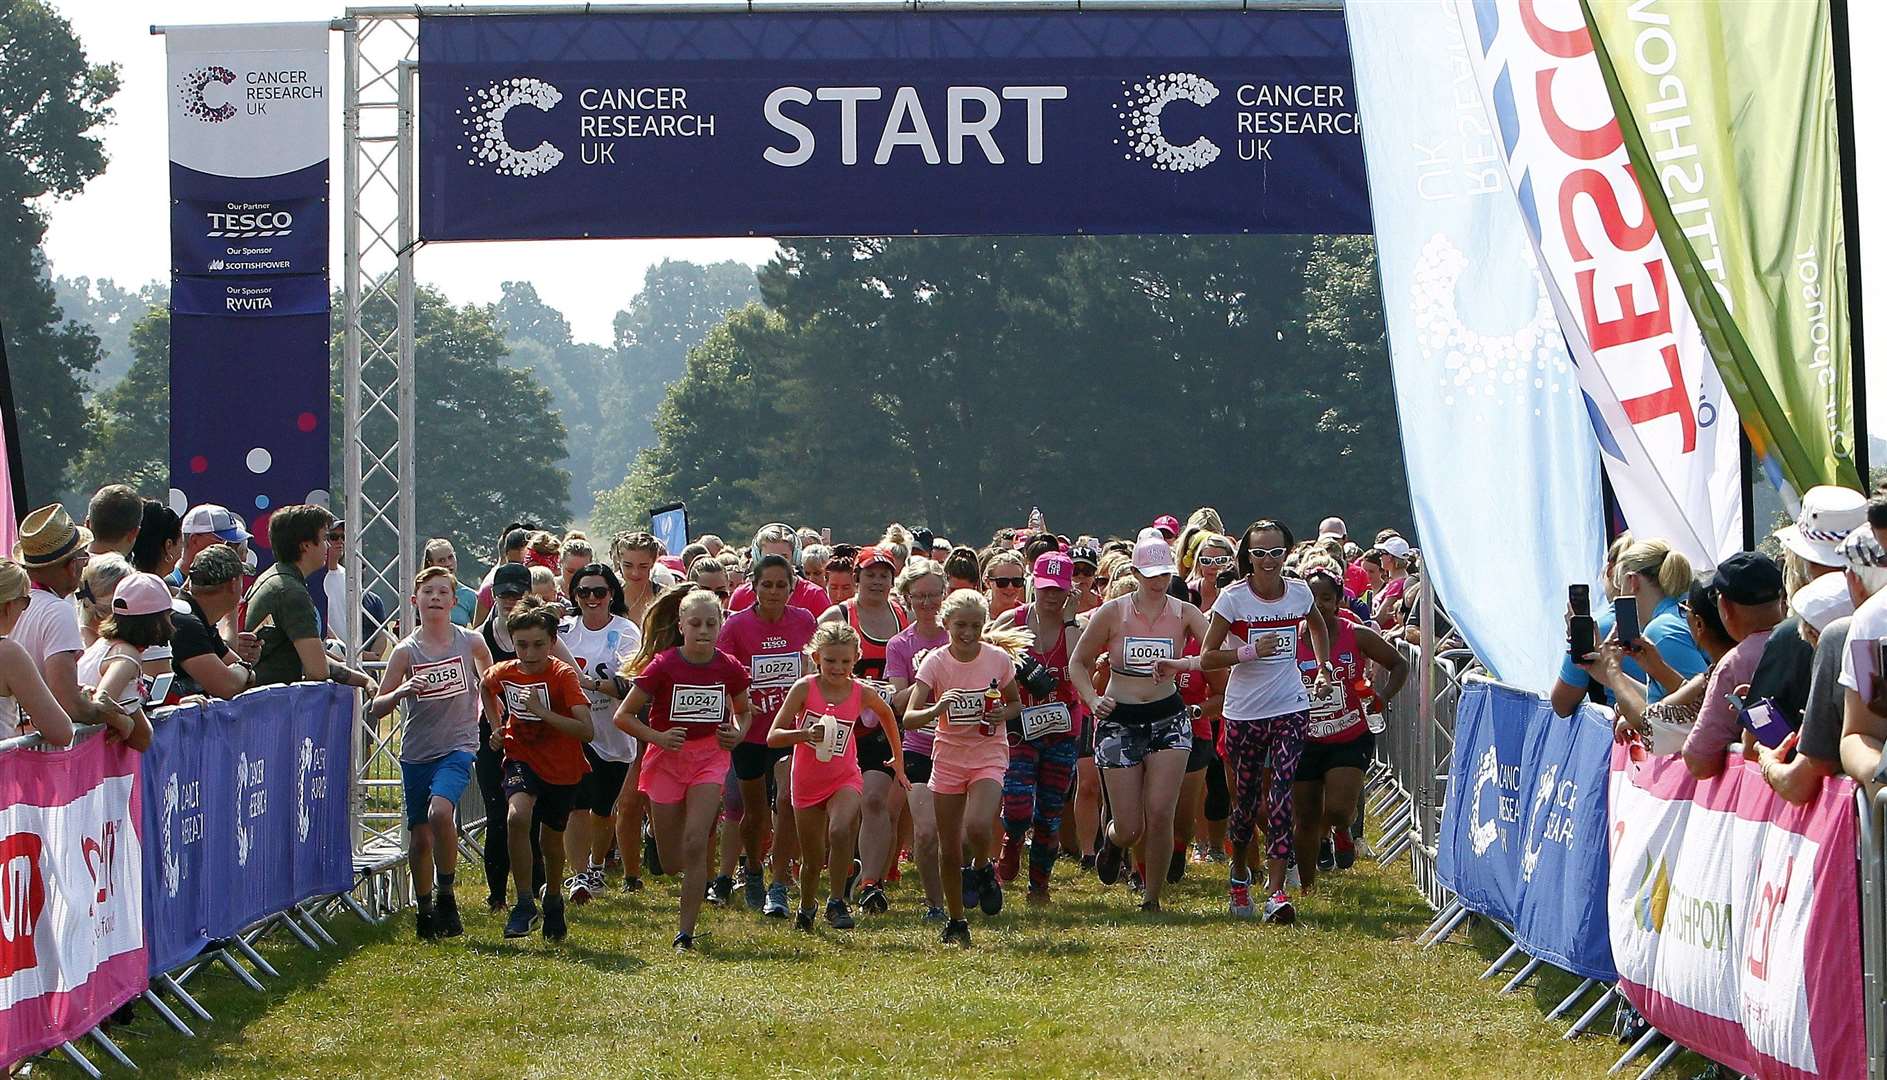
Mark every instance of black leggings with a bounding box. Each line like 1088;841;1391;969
475;718;543;904
1204;755;1230;822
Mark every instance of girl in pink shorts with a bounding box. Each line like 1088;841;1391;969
904;590;1024;946
768;623;907;931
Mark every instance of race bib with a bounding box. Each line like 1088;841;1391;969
946;692;985;725
670;684;727;725
1306;678;1345;720
813;713;855;760
1307;714;1356;740
750;652;800;689
411;656;470;701
1249;624;1298;663
502;682;550;722
1120;636;1175;677
1020;702;1073;740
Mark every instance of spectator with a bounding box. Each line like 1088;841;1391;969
1750;486;1867;728
1681;553;1785;780
77;553;138;649
175;504;252;584
12;504;110;728
423;537;479;627
85;483;143;558
1760;569;1855;805
305;518;390;655
129;498;184;578
171;544;262;699
1588;577;1736;741
1840;515;1887;788
242;504;371;689
74;571;165;752
1370;536;1414;629
0;559;74;746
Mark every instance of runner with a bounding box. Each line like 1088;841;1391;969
823;550;859;607
558;564;642;906
904;589;1024;945
767;622;909;930
422;538;480;627
729;523;831;615
559;532;595;597
983;549;1028;622
1069;543;1103;615
1196;519;1335;924
1071;534;1209;912
1291;558;1406;891
820;546;909;904
369;566;493;939
611;531;664;627
612;586;753;951
991;551;1087;903
722;553;819;916
1173;533;1234;877
943;546;981;594
480;596;593;942
884;557;952;921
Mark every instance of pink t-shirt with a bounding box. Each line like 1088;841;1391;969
886;623;948;757
632;647;751;741
915;643;1015;771
728;577;831;617
791;677;864;799
720;605;818;744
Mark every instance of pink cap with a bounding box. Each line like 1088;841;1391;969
1032;551;1073;592
1152;515;1180;539
1131;535;1178;577
112;572;174;617
658;555;685;572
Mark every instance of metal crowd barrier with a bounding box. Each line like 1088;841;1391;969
1860;785;1887;1080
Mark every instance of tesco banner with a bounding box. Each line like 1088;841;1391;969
417;11;1370;240
1456;0;1740;568
0;737;146;1071
1609;747;1863;1080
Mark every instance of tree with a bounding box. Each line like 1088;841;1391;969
0;1;119;503
71;305;167;495
52;276;168;391
492;281;607;516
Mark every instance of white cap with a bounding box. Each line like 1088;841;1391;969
1378;535;1412;561
180;504;251;543
1775;485;1868;568
1318;516;1348;539
1131;534;1178;577
1788;569;1853;631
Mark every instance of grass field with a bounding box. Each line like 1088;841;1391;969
49;849;1641;1080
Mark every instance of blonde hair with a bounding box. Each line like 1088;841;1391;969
1615;538;1693;600
809;621;860;655
562;531;593;560
82;553;137;604
939;587;989;627
528;565;556;591
1103;575;1139;601
879;524;913;566
895;556;947;596
0;559;27;605
937;588;1033;657
528;530;561;557
422;537;455;567
983;549;1025;577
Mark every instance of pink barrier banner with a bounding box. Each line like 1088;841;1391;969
1;735;147;1070
1609;745;1863;1079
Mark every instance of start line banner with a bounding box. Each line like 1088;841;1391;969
1609;746;1863;1080
1437;679;1617;981
0;736;146;1070
417;11;1370;240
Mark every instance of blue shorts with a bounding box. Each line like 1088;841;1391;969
402;750;475;828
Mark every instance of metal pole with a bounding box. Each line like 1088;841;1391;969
342;18;366;854
339;0;1328;15
1740;428;1756;552
1417;568;1437;855
1830;0;1869;487
397;59;419;653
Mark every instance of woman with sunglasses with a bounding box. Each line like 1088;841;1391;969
983;549;1028;623
820;546;910;906
1071;533;1211;912
1186;519;1334;925
1069;544;1104;615
558;564;641;905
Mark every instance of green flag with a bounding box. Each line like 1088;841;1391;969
1583;0;1858;496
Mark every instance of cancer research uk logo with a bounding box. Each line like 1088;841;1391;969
179;65;239;123
460;78;565;177
1118;73;1220;173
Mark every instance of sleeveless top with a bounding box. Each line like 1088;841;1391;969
400;627;482;762
1298;612;1367;744
792;678;864;780
1104;593;1187;686
481;616;516;663
845;599;908;681
1020;605;1085;744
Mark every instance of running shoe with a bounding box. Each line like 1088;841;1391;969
996;834;1022;884
502;898;539;938
922;906;949;924
743;867;766;911
1317;837;1336;873
621;874;644;894
1138;899;1161;913
960;864;982;912
940;918;971;947
566;873;593;906
1334;829;1357;870
435;890;463;938
542;892;568;941
794;908;816;933
707;874;735;906
825;897;857;930
1166;848;1186;885
643;830;664;877
1263;890;1296;925
415;905;439;941
587;866;608;895
764;881;790;919
1228;875;1255;919
844;858;862;901
857;881;888;915
978;865;1004;917
1285;862;1302;892
1080;853;1097;873
673;932;695;952
1095;833;1124;886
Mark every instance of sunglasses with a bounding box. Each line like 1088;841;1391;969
1249;546;1289;561
1072;565;1097;577
713;588;731;601
990;576;1025;589
494;589;527;600
1197;554;1234;568
574;586;610;599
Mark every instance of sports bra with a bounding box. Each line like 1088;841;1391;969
845;599;909;680
1105;593;1187;683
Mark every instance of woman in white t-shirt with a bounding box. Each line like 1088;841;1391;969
0;560;74;746
1193;520;1333;925
558;564;642;903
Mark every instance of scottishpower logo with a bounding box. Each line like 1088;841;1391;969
179;65;238;123
460;78;565;177
1117;73;1220;173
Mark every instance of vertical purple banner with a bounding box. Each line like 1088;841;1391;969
165;24;331;557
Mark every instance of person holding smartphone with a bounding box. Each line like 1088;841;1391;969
1679;553;1785;780
1552;537;1704;717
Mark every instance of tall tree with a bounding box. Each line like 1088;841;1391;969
492;280;607;515
0;0;119;502
71;305;167;495
52;275;168;391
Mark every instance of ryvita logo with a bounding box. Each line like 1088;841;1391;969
179;65;238;124
459;78;564;177
1117;73;1219;173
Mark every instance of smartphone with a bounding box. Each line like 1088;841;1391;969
1568;583;1596;659
145;672;175;706
1613;596;1640;647
1568;584;1591;617
820;527;832;545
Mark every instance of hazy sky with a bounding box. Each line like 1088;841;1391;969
38;0;1887;441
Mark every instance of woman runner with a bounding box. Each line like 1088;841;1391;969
820;546;909;907
558;564;641;904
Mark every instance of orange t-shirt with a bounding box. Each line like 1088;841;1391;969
483;658;590;785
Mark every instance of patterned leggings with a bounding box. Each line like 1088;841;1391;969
1223;711;1309;864
1002;737;1078;886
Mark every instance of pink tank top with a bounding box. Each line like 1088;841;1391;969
792;678;864;787
1106;594;1188;684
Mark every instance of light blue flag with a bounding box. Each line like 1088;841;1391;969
1346;0;1606;692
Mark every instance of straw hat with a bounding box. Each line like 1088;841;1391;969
15;504;92;567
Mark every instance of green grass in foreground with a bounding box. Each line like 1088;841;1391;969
61;854;1626;1080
